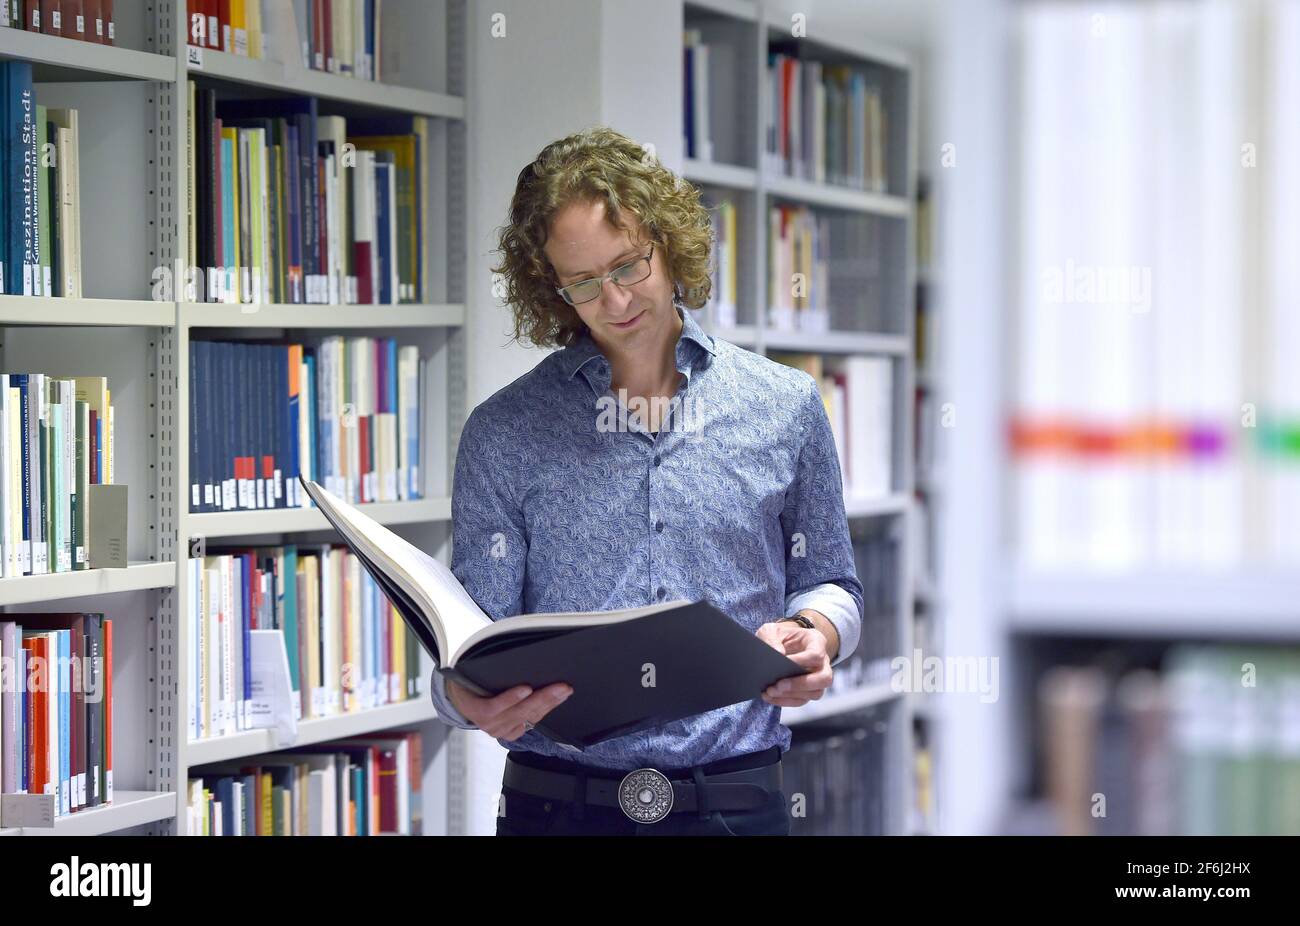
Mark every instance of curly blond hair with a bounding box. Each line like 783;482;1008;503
491;126;715;349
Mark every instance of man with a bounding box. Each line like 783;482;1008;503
429;126;864;835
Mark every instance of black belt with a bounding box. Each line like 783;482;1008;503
502;748;783;824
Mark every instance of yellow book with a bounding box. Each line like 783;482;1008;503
231;0;247;56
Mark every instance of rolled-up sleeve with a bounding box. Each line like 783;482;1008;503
429;407;529;730
779;376;865;666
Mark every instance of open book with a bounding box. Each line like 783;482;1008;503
299;478;805;749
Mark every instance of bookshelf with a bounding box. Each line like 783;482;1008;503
0;0;470;835
681;0;917;835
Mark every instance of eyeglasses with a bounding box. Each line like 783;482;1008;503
554;244;655;306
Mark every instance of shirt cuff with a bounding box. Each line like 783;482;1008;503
429;670;478;730
786;583;861;668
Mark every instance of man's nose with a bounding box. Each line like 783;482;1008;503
601;279;634;314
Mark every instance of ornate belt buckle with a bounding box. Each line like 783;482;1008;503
618;768;675;823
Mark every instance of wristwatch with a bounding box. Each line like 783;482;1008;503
779;614;816;629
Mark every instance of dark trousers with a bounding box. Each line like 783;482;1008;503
496;747;791;836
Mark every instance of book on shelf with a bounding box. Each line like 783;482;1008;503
1;61;84;298
766;204;829;333
300;477;805;750
704;196;737;329
3;0;113;44
783;711;890;835
0;372;116;577
766;46;889;191
187;728;421;835
186;86;428;305
0;613;113;822
1037;646;1300;837
188;336;423;513
769;352;893;501
186;0;387;81
186;543;424;742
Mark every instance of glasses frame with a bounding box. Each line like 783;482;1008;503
554;243;655;306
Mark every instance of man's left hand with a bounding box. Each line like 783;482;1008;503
756;620;832;707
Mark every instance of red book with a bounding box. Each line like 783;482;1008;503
22;636;48;797
354;241;373;303
377;747;398;833
218;0;230;52
312;0;324;70
40;0;60;35
82;0;101;43
186;0;205;47
104;618;112;804
25;0;41;30
66;0;85;41
358;414;371;502
322;0;332;71
100;0;111;45
206;0;220;49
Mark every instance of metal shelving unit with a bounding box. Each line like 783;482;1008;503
682;0;918;835
0;0;470;836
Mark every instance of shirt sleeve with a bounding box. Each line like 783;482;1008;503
779;375;865;666
431;405;530;731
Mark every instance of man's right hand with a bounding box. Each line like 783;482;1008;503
447;679;573;741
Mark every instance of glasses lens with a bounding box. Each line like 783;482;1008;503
611;255;651;287
563;279;602;305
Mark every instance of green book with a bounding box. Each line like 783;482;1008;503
36;105;51;297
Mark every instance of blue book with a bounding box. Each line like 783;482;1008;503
374;161;392;304
215;776;236;835
304;351;317;495
13;374;31;575
4;61;36;295
240;553;252;729
0;64;8;293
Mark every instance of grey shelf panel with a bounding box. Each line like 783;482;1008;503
764;174;911;217
0;562;176;606
1007;569;1300;639
181;302;466;329
763;328;908;355
186;699;440;767
782;680;902;726
683;158;759;190
0;791;177;836
186;498;451;538
0;296;175;327
686;0;760;22
187;48;466;119
844;492;910;519
0;29;176;82
706;324;760;348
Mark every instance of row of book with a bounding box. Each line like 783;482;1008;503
187;84;429;305
785;713;889;836
1010;417;1300;569
767;48;890;193
2;0;115;43
769;352;892;501
1039;646;1300;836
0;373;115;577
187;729;422;835
187;544;424;741
703;197;738;329
187;0;388;84
188;336;423;513
0;62;84;297
0;614;113;821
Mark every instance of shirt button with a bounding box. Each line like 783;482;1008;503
653;455;661;466
656;586;666;600
655;520;664;533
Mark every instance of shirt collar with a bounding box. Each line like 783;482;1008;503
560;299;717;391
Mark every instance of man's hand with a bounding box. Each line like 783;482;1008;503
447;678;573;740
756;620;832;707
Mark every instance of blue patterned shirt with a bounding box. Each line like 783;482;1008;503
429;301;864;770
